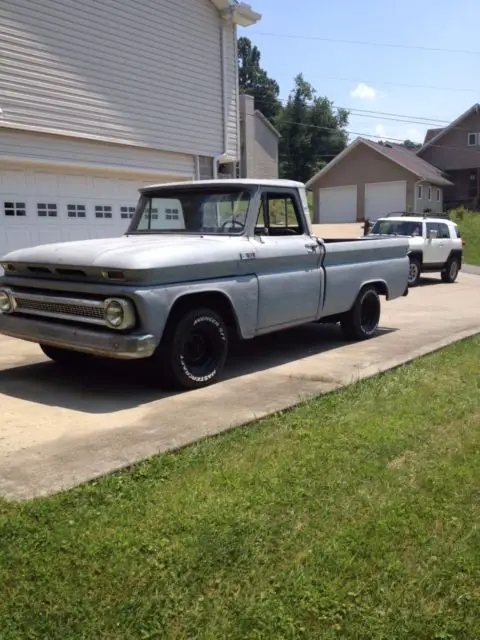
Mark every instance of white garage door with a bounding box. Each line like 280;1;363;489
0;168;189;258
365;181;406;219
318;185;357;223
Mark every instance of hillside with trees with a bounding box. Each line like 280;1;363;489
238;36;349;182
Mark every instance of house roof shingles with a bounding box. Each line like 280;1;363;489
424;127;444;144
363;139;452;186
306;136;453;188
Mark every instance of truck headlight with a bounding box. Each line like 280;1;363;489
0;290;15;314
103;298;135;330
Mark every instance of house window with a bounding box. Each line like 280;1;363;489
427;187;432;201
435;188;440;202
67;204;86;218
95;205;112;219
165;207;180;221
468;132;477;146
120;206;136;219
417;185;423;199
37;203;57;217
4;201;26;216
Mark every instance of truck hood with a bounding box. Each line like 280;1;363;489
1;234;249;285
2;234;244;270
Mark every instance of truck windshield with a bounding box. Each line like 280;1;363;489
370;220;422;237
130;188;251;235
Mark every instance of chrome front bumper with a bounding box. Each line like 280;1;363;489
0;314;156;359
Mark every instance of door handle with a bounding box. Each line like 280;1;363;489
305;242;318;253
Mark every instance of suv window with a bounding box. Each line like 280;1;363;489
437;223;450;239
426;222;439;236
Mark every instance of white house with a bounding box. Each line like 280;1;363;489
0;0;260;256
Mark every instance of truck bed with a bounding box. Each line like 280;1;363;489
320;235;409;318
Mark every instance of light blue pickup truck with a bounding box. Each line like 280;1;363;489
0;179;409;389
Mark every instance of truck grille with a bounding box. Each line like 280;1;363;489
11;291;106;326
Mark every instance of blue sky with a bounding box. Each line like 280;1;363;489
239;0;480;143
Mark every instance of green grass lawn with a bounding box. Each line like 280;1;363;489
451;208;480;266
1;338;480;639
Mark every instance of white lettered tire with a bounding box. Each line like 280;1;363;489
158;307;228;390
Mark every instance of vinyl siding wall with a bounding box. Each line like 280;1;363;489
0;130;195;177
0;0;238;159
415;182;443;214
419;110;480;171
253;113;279;178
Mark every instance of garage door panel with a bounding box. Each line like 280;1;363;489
0;168;192;256
365;181;406;219
319;186;357;223
32;172;59;194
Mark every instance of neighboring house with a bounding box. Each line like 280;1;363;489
306;137;452;223
418;103;480;209
239;94;280;179
0;0;260;256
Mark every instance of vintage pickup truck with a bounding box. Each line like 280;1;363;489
0;179;410;389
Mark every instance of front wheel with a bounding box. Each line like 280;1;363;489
341;286;381;341
441;257;460;283
154;307;228;390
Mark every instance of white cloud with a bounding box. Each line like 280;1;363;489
405;127;422;142
350;82;377;101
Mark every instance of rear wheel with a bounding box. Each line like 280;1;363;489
441;257;460;283
407;257;421;287
40;344;89;367
341;286;381;341
153;307;228;390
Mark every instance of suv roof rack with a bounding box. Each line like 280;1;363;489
383;211;451;220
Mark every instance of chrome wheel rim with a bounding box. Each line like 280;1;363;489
450;261;458;280
408;262;419;284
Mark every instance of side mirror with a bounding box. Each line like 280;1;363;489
428;229;438;240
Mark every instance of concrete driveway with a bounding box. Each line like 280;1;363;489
1;273;479;501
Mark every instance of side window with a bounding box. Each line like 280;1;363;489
255;200;267;234
265;193;303;236
426;222;438;237
437;223;450;239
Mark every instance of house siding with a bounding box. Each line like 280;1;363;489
0;0;237;159
253;112;279;178
419;110;480;171
415;182;443;214
0;129;195;177
309;143;416;222
238;94;279;178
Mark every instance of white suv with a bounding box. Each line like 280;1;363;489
369;214;463;286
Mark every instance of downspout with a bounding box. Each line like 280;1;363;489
414;179;422;214
214;9;232;179
234;22;240;177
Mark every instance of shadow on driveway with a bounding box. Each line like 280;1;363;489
0;323;397;414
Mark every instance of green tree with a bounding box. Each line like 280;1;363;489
277;74;349;182
402;139;421;151
237;37;281;123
